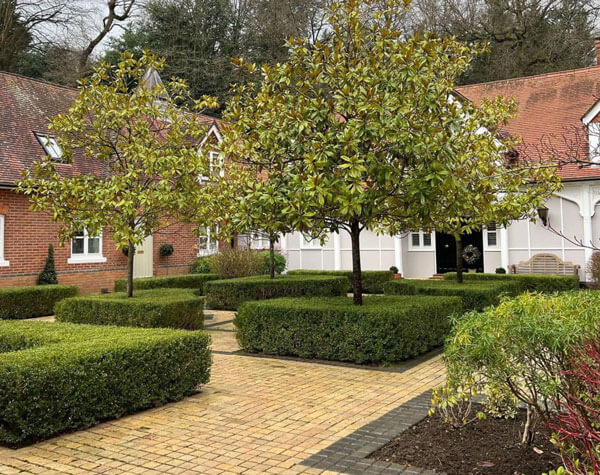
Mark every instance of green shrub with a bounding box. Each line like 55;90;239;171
55;289;204;330
209;249;265;279
235;295;463;364
383;279;519;310
37;244;58;285
495;267;506;274
0;285;77;319
442;272;580;292
0;320;211;446
286;270;394;294
113;273;219;294
259;250;286;275
587;252;600;288
205;275;348;310
191;255;215;274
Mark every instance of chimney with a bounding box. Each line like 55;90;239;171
595;37;600;65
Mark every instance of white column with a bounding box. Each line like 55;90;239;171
500;227;509;271
334;232;342;270
394;235;403;276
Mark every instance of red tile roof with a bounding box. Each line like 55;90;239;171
0;71;219;187
457;65;600;180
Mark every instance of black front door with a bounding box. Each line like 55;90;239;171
435;231;484;274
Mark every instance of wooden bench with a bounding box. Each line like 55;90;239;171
509;253;580;276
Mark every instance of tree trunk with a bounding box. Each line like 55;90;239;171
521;405;535;445
269;236;275;279
455;233;464;284
350;220;363;305
127;242;135;298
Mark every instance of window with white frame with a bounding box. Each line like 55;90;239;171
0;215;8;267
485;222;499;249
198;226;218;256
409;230;433;250
34;132;64;162
68;229;105;263
250;232;270;250
589;123;600;164
200;151;224;182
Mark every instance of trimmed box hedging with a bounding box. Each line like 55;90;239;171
383;279;520;310
0;285;78;319
442;272;580;292
205;275;348;310
235;295;463;364
55;289;204;330
286;269;394;294
114;273;219;294
0;320;211;446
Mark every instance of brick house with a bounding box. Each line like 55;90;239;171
0;71;222;294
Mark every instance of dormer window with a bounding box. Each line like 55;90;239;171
589;122;600;164
34;132;63;161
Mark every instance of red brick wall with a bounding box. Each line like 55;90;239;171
153;222;199;277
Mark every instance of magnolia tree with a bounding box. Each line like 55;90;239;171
19;52;224;297
222;0;544;304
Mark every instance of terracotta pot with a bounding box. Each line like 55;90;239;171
393;273;403;279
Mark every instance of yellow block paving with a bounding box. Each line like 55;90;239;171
0;311;446;474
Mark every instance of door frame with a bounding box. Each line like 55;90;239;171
133;235;154;278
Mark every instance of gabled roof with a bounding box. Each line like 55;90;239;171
0;71;220;187
457;65;600;180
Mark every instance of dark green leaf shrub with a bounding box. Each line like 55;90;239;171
384;279;519;310
114;273;219;294
0;320;211;446
159;243;174;257
495;267;507;274
37;244;58;285
235;295;463;364
286;269;394;294
0;285;77;319
55;289;204;330
259;250;286;274
442;272;580;292
191;255;214;274
205;275;348;310
209;249;265;279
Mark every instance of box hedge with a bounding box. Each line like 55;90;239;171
0;285;78;319
113;273;219;294
0;320;211;446
286;270;394;294
235;295;463;364
384;279;520;310
442;272;580;292
205;275;348;310
55;289;204;330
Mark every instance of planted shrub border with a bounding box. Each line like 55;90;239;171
56;289;204;330
0;320;211;446
287;270;393;294
205;275;348;310
114;273;219;294
383;279;519;310
442;272;580;292
0;285;77;319
235;295;463;364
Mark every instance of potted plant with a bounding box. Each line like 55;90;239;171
462;245;481;273
389;266;402;279
159;243;174;257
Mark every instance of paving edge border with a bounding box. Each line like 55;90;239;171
299;390;441;475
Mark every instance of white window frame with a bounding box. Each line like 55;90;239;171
250;231;270;250
68;229;106;264
408;230;435;251
198;226;219;257
199;151;225;183
484;223;500;250
300;233;323;249
589;123;600;165
34;132;64;161
0;215;8;267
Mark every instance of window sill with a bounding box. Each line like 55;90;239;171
408;248;435;252
197;250;218;258
67;256;107;264
0;260;9;267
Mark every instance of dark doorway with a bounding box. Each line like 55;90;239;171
435;230;484;274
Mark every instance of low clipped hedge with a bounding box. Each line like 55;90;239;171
235;295;463;364
205;275;348;310
0;285;77;319
384;279;520;310
55;289;204;330
0;320;211;446
286;270;394;294
442;272;580;292
113;273;219;294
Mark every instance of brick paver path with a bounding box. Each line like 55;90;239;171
0;310;446;474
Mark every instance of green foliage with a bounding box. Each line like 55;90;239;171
205;275;348;310
235;295;463;364
0;285;77;319
159;243;174;257
389;266;399;274
55;289;204;330
287;270;393;294
36;244;58;285
113;274;219;294
587;252;600;288
495;267;507;274
208;249;265;279
0;320;211;446
384;279;519;310
443;272;580;292
259;250;286;275
191;255;215;274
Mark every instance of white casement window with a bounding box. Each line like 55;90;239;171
250;232;270;250
198;226;218;256
0;215;8;267
590;123;600;164
301;233;322;249
200;151;225;183
68;229;106;264
34;132;64;161
409;230;434;251
484;222;500;249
